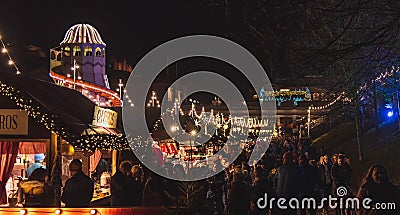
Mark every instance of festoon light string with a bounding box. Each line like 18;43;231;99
0;34;21;74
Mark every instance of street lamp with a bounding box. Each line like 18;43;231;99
117;79;124;98
188;130;197;168
307;106;311;137
71;59;79;89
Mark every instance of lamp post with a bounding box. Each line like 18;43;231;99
71;59;79;89
307;106;311;137
118;79;123;98
188;130;197;169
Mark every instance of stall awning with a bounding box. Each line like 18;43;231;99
0;71;128;151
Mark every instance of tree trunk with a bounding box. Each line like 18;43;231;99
354;93;364;161
373;84;380;135
354;98;365;161
396;92;400;132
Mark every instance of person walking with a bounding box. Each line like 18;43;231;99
273;152;304;215
331;154;351;192
110;161;136;206
357;164;399;215
319;155;332;215
61;159;94;207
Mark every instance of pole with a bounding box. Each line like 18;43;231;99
73;60;76;89
118;79;123;99
307;106;311;137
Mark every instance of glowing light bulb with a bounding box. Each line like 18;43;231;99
16;70;21;75
1;47;7;53
54;209;62;214
90;209;97;215
8;59;14;65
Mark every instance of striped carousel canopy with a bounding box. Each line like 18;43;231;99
60;23;106;46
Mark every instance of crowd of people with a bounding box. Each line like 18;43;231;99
16;136;399;215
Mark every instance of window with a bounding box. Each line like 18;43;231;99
56;53;61;61
63;46;70;57
50;51;56;60
84;46;92;56
73;46;81;56
95;47;101;57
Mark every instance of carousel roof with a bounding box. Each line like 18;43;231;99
60;23;106;46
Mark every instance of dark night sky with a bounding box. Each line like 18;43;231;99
0;1;225;77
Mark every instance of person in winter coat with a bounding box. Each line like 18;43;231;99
356;164;399;215
331;154;351;193
61;159;94;207
273;152;303;215
19;168;54;207
110;161;136;206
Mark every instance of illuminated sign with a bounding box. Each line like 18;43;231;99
0;109;28;135
92;106;117;128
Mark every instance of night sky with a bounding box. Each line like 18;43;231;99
0;1;225;78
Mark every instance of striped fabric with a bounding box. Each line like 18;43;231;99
60;24;106;46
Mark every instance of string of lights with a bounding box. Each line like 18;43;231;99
359;66;400;91
310;92;346;110
123;89;135;107
0;34;21;74
147;91;160;107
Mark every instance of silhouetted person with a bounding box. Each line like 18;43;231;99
273;152;303;215
20;168;54;207
357;164;399;215
131;164;144;206
110;161;135;206
331;154;351;192
61;159;94;207
227;173;250;215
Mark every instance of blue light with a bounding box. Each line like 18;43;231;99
387;111;394;117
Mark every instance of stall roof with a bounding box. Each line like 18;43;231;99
0;71;128;151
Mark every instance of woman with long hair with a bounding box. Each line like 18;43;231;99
356;164;398;215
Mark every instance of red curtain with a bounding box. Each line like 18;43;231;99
89;150;102;173
18;142;46;154
0;142;19;204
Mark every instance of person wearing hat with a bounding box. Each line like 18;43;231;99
26;154;46;178
61;159;94;207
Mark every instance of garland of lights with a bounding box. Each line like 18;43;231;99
360;66;400;91
0;80;129;151
0;34;21;74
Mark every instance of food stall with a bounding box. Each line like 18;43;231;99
0;72;128;208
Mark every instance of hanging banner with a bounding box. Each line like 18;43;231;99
92;106;117;128
0;109;28;135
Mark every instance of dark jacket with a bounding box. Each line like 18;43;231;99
61;171;94;207
299;162;320;197
319;163;332;186
274;164;303;198
228;180;250;215
331;163;351;190
110;172;136;206
357;182;399;215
